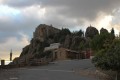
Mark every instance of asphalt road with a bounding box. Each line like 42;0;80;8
8;59;98;80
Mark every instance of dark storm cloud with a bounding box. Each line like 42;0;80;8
1;0;120;21
0;12;42;43
2;0;41;8
40;0;120;21
3;0;120;20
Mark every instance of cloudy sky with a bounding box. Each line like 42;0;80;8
0;0;120;60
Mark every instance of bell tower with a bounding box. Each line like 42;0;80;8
10;49;12;61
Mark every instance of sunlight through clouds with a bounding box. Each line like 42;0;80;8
0;5;20;17
98;15;113;28
21;5;46;19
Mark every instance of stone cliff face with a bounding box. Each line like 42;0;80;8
33;24;60;42
18;24;60;64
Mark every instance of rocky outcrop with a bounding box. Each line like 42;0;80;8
20;45;29;57
20;24;60;55
13;24;99;65
19;24;89;59
17;24;60;65
33;24;60;42
85;26;99;39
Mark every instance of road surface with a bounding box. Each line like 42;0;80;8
1;59;98;80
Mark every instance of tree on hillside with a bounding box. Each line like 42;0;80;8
92;39;120;80
79;40;86;50
72;29;84;37
54;28;71;43
85;26;99;39
100;28;108;35
60;28;71;43
90;32;112;51
111;28;115;35
110;28;115;40
61;28;71;35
